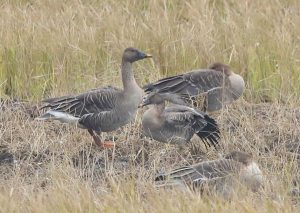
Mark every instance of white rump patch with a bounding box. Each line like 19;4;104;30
35;110;79;124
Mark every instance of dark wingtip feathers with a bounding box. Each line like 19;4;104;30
196;115;220;149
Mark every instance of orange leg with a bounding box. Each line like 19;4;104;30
87;129;115;148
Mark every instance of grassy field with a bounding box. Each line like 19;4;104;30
1;0;300;212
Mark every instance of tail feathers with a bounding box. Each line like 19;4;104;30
196;115;220;149
35;110;79;124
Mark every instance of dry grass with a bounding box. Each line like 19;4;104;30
1;100;300;212
0;0;300;101
1;0;300;212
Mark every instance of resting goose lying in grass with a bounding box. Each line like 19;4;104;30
143;62;245;112
155;151;264;197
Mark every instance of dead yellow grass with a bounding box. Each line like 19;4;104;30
1;0;300;212
1;100;300;212
0;0;300;101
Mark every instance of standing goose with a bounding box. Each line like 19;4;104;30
36;47;152;148
140;91;220;148
143;63;245;112
155;151;264;196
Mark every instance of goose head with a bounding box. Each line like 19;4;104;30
225;151;264;191
209;62;232;75
122;47;152;63
140;91;187;107
140;92;164;107
224;151;253;165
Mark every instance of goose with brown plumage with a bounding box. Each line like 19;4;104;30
36;47;152;148
143;63;245;112
140;91;220;148
155;151;264;197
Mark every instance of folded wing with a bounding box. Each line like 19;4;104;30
155;159;241;187
41;86;122;117
164;105;220;147
144;70;227;96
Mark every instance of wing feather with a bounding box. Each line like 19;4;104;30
164;105;220;147
144;69;228;96
41;86;121;117
155;159;242;186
